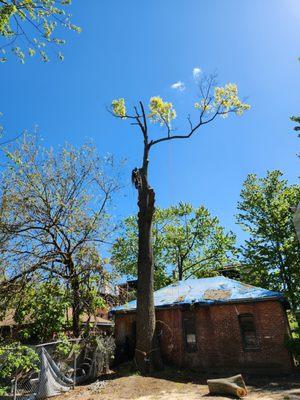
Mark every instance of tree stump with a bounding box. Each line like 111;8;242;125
207;374;248;398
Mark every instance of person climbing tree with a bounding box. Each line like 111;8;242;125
111;76;250;374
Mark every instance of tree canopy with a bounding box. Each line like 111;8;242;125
0;135;119;337
0;0;80;62
237;170;300;313
112;203;237;289
111;80;250;142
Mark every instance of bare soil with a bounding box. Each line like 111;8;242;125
54;369;300;400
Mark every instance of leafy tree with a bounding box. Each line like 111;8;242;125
111;76;250;373
0;342;39;394
0;135;119;337
14;279;70;342
0;0;80;63
112;203;236;288
236;170;300;314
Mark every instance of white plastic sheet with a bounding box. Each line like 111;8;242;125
36;348;72;399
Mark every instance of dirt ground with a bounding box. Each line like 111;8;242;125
54;368;300;400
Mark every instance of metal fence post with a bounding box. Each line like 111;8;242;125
73;352;77;389
13;376;17;400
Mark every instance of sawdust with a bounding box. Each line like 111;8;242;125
52;374;300;400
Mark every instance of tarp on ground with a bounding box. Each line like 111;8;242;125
36;348;73;399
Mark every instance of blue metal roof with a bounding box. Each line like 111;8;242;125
111;276;284;313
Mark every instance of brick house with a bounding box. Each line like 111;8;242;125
111;276;294;374
0;308;113;341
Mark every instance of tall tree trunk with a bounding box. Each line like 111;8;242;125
134;142;162;374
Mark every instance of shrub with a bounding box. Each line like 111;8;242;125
0;342;39;394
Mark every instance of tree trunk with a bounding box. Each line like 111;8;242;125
207;374;247;398
72;276;81;338
69;260;81;337
135;184;162;373
133;138;163;373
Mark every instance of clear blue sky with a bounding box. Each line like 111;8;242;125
1;0;299;243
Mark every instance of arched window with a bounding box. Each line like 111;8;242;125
238;313;259;350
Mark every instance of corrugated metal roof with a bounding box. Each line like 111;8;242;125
111;276;284;313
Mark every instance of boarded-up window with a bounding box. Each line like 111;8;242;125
182;315;198;353
238;313;259;350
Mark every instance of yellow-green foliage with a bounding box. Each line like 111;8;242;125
112;98;126;118
112;82;249;132
0;0;80;62
149;96;176;126
0;4;17;36
195;83;250;116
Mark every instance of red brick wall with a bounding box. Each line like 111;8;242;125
114;300;293;374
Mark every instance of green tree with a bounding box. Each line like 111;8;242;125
111;76;250;373
14;279;70;342
112;203;236;288
0;342;39;394
0;0;80;63
0;135;119;337
236;170;300;314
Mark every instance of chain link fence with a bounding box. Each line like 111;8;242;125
0;335;115;400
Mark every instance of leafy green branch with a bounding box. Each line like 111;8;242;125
0;0;80;63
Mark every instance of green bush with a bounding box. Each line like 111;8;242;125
0;342;39;394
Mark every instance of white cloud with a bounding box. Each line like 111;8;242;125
193;67;202;80
170;81;186;92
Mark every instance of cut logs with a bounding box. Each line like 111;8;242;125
207;374;248;398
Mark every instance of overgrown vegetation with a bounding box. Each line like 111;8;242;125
0;135;119;338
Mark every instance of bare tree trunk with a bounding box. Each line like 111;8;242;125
134;139;162;374
135;185;156;373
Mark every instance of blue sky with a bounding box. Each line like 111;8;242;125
1;0;299;244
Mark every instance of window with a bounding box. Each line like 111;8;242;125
182;314;198;353
238;313;259;350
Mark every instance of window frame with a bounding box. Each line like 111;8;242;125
238;313;260;351
182;314;198;353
